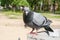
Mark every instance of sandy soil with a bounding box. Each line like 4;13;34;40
0;13;60;40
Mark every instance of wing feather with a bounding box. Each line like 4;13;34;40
33;12;46;26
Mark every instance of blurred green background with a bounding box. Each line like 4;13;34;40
0;0;60;19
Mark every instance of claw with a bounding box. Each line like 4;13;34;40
30;32;37;35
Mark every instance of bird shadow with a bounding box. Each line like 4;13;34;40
37;31;50;35
37;31;46;33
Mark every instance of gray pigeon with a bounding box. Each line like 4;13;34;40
20;6;54;35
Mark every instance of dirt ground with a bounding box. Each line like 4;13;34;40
0;13;60;40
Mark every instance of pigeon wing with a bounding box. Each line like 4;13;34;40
32;12;46;26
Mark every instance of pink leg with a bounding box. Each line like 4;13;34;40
30;28;37;35
30;28;34;34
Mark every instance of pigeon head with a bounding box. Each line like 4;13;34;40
20;6;30;15
20;6;30;11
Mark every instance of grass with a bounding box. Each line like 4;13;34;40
0;10;23;19
42;13;60;19
0;10;60;19
2;11;22;16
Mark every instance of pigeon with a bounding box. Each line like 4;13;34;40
20;6;54;35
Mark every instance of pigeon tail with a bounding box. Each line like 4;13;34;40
44;26;54;32
47;19;52;23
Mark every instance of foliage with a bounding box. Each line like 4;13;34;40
18;0;29;6
1;0;29;7
11;0;20;6
0;0;60;13
27;0;41;10
1;0;13;6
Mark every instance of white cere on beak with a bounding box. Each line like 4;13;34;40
25;11;29;15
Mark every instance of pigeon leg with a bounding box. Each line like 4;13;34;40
35;29;39;35
24;24;27;28
30;28;36;34
30;28;37;35
30;28;35;34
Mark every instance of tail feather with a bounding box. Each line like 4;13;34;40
44;26;54;32
47;19;52;24
44;16;52;25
